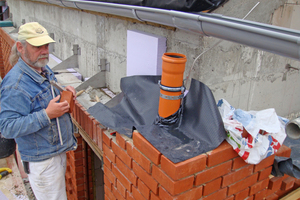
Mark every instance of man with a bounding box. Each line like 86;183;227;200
0;22;77;200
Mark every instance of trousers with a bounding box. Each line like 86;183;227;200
27;153;67;200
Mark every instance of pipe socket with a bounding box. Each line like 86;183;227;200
285;117;300;140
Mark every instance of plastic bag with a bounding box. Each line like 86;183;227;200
217;99;287;164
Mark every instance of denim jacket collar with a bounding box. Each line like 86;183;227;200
17;58;52;84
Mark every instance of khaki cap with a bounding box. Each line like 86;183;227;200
18;22;55;46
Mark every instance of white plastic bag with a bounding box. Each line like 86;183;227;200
217;99;287;164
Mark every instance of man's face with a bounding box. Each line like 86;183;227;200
18;42;49;70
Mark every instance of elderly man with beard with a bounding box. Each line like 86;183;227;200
0;22;77;200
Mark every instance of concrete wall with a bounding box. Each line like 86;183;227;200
6;0;300;118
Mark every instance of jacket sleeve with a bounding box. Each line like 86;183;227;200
0;87;51;139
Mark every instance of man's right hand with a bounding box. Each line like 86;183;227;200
45;95;70;119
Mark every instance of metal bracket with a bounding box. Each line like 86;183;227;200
99;58;110;72
52;45;80;71
49;33;55;53
132;9;144;22
158;80;185;93
75;71;106;91
158;80;185;100
160;93;184;100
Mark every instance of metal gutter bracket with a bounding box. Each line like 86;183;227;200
99;58;110;72
52;44;80;71
75;71;106;91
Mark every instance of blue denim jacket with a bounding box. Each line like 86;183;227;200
0;58;77;162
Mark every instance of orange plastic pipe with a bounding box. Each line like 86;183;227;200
158;52;187;118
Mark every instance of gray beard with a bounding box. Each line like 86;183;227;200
24;50;49;68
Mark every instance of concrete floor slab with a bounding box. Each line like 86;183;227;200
0;154;29;200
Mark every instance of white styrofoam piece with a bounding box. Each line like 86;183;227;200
126;30;166;76
67;68;82;80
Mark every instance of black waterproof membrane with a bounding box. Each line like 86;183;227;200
272;136;300;179
88;76;227;163
90;0;227;12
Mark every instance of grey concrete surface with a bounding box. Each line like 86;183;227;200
0;154;29;200
5;0;300;119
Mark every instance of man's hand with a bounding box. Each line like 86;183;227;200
64;86;77;100
45;95;70;119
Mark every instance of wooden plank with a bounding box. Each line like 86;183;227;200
72;118;103;161
280;187;300;200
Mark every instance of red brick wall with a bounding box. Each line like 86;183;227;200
66;134;94;200
0;27;15;78
100;130;299;200
68;60;300;200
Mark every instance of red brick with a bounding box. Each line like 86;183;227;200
132;186;147;200
116;179;127;198
126;190;135;200
132;161;159;194
195;160;232;186
116;132;126;150
224;196;235;200
234;188;249;200
254;188;267;200
103;144;116;163
103;165;116;186
281;176;296;191
268;175;284;191
245;196;254;200
104;175;113;191
87;115;94;139
232;157;248;170
202;187;227;200
152;165;194;195
82;110;89;132
249;178;269;195
203;177;222;196
112;164;132;192
228;173;259;196
206;141;238;167
102;131;112;147
293;178;300;188
104;185;116;200
265;193;279;200
253;154;275;172
132;146;152;173
112;186;125;200
150;192;160;200
96;124;104;150
161;154;206;181
115;157;138;187
126;141;134;158
103;155;112;170
78;105;85;128
222;165;253;187
132;131;161;165
138;179;150;199
159;185;203;200
275;145;291;157
258;166;272;181
73;100;79;122
111;141;132;168
92;119;99;143
275;186;294;198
